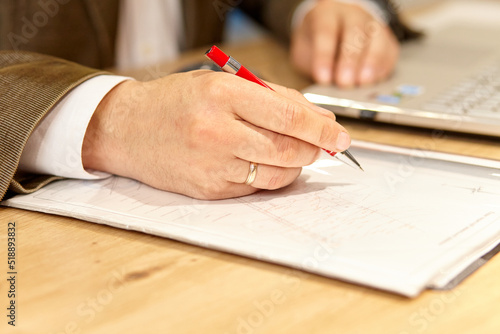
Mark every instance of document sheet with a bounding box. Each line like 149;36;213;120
4;141;500;297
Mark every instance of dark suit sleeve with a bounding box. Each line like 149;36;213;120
0;51;104;201
367;0;422;41
238;0;421;43
238;0;305;43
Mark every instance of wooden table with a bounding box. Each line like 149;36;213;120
1;38;500;334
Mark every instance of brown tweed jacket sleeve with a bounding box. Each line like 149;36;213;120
0;52;104;200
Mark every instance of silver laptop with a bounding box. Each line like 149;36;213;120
302;23;500;137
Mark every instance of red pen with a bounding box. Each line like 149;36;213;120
205;45;363;171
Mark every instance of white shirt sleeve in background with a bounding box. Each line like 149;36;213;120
18;75;130;180
116;0;183;70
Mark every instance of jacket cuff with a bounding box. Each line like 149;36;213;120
0;51;105;200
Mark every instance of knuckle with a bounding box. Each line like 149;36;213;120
203;72;233;101
317;121;336;146
279;102;303;133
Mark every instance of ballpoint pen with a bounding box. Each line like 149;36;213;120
205;45;363;171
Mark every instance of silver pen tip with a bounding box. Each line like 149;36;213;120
341;150;364;172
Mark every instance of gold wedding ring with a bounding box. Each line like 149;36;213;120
244;162;258;185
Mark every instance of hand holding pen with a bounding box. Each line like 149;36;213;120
206;45;363;171
83;48;356;200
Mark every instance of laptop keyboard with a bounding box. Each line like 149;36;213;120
422;62;500;118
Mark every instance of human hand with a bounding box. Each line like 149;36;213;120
291;0;400;88
82;71;351;200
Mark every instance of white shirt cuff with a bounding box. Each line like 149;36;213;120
18;75;131;179
292;0;389;30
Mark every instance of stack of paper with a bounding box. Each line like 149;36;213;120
4;141;500;297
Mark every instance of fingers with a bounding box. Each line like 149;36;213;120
225;159;302;190
335;23;359;87
99;71;343;201
311;10;340;84
336;14;399;87
232;120;321;168
230;85;351;153
335;9;372;88
359;25;400;84
290;1;399;87
265;82;336;118
290;2;342;85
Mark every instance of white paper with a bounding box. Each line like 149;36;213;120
4;141;500;297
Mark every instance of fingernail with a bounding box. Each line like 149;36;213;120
336;132;351;151
360;66;375;84
339;68;354;87
316;67;332;84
